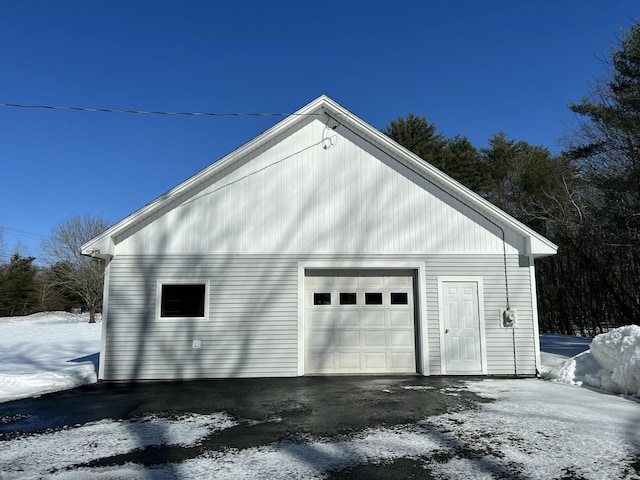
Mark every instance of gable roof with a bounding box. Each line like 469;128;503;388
82;95;557;259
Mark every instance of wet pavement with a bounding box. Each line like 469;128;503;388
0;376;487;437
0;375;491;474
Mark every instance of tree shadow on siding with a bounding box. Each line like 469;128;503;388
106;120;332;476
104;112;526;476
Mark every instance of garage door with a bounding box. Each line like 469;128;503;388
304;271;416;374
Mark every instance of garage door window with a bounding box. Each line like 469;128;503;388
365;292;383;305
340;293;357;305
314;293;331;305
390;292;408;305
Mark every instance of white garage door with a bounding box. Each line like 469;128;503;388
304;271;416;374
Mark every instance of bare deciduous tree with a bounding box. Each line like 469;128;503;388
41;214;111;323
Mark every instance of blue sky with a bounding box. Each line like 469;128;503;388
0;1;637;262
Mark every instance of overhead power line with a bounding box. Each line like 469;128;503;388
0;226;46;240
0;102;325;118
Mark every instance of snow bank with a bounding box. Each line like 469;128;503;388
0;312;101;403
544;325;640;397
587;325;640;395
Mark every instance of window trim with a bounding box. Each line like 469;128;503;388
156;279;210;321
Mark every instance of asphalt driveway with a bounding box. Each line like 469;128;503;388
0;376;489;477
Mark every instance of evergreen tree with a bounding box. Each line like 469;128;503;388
382;113;447;167
382;114;491;194
562;22;640;325
568;22;640;248
0;253;39;316
481;132;577;235
441;135;492;195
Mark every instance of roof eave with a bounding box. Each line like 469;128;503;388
81;235;114;260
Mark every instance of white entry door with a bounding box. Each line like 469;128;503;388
304;272;416;374
441;281;484;373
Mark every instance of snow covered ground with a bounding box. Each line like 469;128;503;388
0;312;101;403
1;313;640;479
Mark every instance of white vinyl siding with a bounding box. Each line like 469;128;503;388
101;253;537;381
115;118;526;256
424;255;536;376
102;255;299;380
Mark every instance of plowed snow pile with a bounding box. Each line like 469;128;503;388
545;325;640;397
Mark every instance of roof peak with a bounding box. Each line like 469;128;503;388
82;96;557;258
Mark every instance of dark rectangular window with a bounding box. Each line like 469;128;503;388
365;292;383;305
161;284;206;317
339;292;357;305
391;292;408;305
314;293;331;305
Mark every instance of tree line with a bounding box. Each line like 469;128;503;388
1;23;638;334
0;215;110;323
383;22;640;336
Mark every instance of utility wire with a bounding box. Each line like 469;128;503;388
0;226;46;239
0;102;325;118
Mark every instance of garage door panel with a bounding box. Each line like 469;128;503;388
337;311;359;327
338;352;361;369
389;311;412;327
335;276;358;287
309;276;333;288
387;276;412;287
364;330;386;347
364;352;387;369
363;310;385;327
305;272;416;375
308;330;333;348
307;310;333;328
390;352;415;369
308;353;334;371
337;330;361;347
390;330;414;347
362;276;384;287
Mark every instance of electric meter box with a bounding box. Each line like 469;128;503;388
502;308;517;328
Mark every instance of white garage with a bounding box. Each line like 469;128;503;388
304;270;417;374
84;95;558;381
